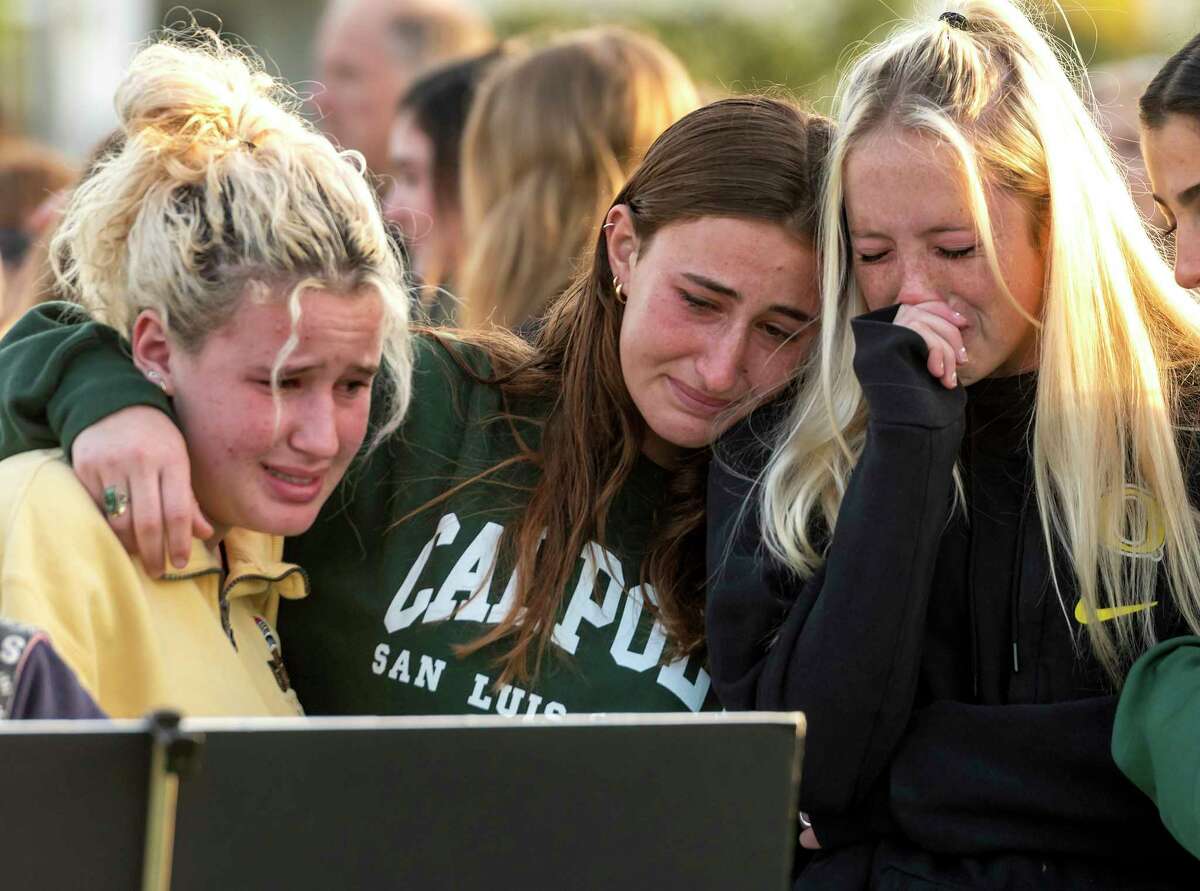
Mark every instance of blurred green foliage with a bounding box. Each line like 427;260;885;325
493;2;891;111
493;0;1154;113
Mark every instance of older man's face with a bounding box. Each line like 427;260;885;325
314;13;411;175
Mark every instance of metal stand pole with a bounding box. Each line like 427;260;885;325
141;710;204;891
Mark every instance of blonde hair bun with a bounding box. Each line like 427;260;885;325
115;36;300;183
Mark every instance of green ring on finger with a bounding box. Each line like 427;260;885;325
102;485;130;519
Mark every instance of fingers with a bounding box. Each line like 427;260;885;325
83;456;204;577
911;300;968;333
128;467;167;577
191;503;215;545
69;406;196;577
81;469;138;555
894;302;969;389
904;319;958;388
161;460;213;569
799;828;821;850
913;311;966;359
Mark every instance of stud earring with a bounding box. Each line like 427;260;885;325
145;369;168;392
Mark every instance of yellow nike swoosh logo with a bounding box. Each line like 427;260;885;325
1074;599;1158;624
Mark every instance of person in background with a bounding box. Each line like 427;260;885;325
384;48;503;323
0;139;75;329
457;26;699;333
0;138;74;271
0;208;62;339
314;0;492;179
0;30;411;719
1113;29;1200;862
0;132;124;338
708;1;1200;886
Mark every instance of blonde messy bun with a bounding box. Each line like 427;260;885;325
52;29;412;441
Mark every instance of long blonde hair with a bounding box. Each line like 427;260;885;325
762;0;1200;681
458;26;698;330
52;30;413;442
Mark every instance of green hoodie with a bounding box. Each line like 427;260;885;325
0;303;716;715
1113;635;1200;859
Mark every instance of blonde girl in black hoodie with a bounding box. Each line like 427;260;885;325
709;0;1200;887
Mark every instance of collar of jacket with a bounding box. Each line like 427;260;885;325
161;529;309;602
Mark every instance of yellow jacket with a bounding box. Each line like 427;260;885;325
0;450;306;717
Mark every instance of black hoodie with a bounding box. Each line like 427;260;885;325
707;308;1199;888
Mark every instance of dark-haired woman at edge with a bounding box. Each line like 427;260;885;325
1113;30;1200;864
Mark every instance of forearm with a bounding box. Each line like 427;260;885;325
0;302;170;457
749;312;965;814
757;415;961;813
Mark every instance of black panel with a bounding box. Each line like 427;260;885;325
0;716;801;890
0;728;149;890
171;721;799;890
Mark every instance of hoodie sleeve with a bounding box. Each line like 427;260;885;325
1112;635;1200;859
707;307;965;815
706;397;805;709
0;302;171;459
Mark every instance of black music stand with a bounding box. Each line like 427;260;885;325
0;711;804;891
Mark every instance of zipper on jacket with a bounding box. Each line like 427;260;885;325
1010;493;1031;675
218;566;310;652
965;400;981;700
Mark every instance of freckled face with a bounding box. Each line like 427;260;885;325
614;216;819;465
166;287;384;537
1141;113;1200;289
845;127;1047;385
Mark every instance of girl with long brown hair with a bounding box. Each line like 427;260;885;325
0;96;830;715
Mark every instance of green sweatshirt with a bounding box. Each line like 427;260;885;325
1112;635;1200;859
0;303;716;715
